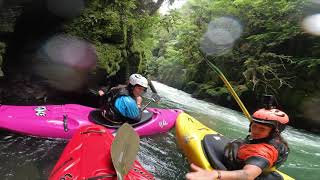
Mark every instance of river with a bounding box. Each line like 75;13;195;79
0;81;319;179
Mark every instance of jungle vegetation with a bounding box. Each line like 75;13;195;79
148;0;320;127
1;0;319;130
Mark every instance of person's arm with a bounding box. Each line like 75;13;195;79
186;163;262;180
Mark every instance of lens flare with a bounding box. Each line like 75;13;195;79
35;34;97;91
46;0;84;19
207;28;234;45
302;14;320;36
43;34;96;69
208;17;243;43
200;32;233;56
200;16;243;56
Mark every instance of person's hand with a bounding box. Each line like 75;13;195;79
186;164;218;180
136;96;143;108
98;90;105;96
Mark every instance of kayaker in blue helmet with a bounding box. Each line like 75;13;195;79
98;73;148;124
186;97;290;180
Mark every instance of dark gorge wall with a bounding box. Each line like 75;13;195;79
0;0;102;106
3;0;63;74
0;0;156;106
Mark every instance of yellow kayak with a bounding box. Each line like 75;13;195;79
175;112;294;180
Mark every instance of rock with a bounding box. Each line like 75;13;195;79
299;93;320;128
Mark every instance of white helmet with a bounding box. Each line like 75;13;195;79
129;74;148;88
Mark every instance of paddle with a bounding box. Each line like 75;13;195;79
88;88;99;95
111;123;140;180
148;79;161;103
203;56;252;122
198;18;252;122
142;80;161;110
148;79;158;94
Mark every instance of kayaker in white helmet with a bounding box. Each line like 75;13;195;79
98;73;148;124
186;95;290;180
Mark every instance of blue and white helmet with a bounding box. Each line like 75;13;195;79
129;74;148;88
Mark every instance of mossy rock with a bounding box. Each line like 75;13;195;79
317;80;320;89
0;42;5;51
206;87;228;97
298;93;320;130
280;89;306;110
184;81;199;94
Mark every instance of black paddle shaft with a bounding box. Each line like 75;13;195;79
148;80;157;94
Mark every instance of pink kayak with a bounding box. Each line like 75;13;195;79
0;104;182;139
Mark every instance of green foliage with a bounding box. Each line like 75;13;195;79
63;0;163;77
151;0;318;102
131;15;160;73
0;42;5;76
243;52;294;94
206;86;229;98
65;0;133;42
60;0;319;109
184;81;199;93
96;43;123;76
296;58;320;69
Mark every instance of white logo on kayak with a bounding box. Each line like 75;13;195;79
159;119;168;128
34;106;47;116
